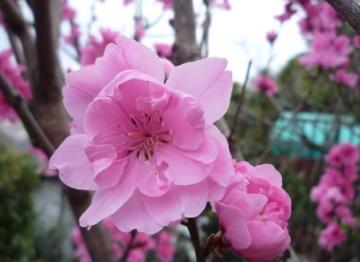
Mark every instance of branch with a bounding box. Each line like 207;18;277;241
325;0;360;34
182;218;204;262
0;0;37;86
172;0;201;65
227;61;252;159
0;75;54;155
119;230;137;262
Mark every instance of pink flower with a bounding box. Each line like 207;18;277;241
156;231;175;262
254;75;278;96
134;23;145;41
319;223;346;251
353;35;360;49
215;161;291;262
64;24;80;45
49;35;234;234
331;69;358;88
0;50;32;121
81;29;118;66
157;0;172;9
212;0;231;10
299;3;340;34
299;32;352;69
154;43;173;59
61;2;76;21
266;30;278;44
311;143;359;250
275;2;296;23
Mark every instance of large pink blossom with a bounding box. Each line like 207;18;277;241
0;50;32;121
49;35;234;234
215;161;291;262
81;29;117;66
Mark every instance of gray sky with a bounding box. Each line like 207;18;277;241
0;0;308;82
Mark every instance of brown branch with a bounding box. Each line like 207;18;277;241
119;230;137;262
227;61;252;160
0;75;54;155
182;218;204;262
172;0;201;65
0;0;37;87
325;0;360;35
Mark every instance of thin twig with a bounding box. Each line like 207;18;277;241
119;230;137;262
0;75;55;155
182;218;204;262
228;60;252;142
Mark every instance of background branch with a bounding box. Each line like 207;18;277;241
325;0;360;34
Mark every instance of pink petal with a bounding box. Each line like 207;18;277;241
253;164;283;188
111;191;163;234
84;96;129;136
79;165;136;227
142;189;182;226
175;179;209;217
113;35;165;81
166;58;232;123
49;134;97;190
156;145;210;185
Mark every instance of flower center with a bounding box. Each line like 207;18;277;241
125;111;170;160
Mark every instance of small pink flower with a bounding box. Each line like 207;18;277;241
319;223;346;251
353;35;360;49
331;69;358;88
156;231;175;262
215;161;291;262
50;35;234;234
81;29;118;66
61;2;76;21
154;43;173;59
299;32;352;69
266;31;278;44
64;24;80;45
134;23;145;41
212;0;231;10
0;50;31;121
275;3;296;23
254;75;279;96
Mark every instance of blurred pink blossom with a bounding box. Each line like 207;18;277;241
266;30;278;44
81;29;118;65
254;75;279;96
154;43;173;59
0;50;31;121
331;69;358;88
299;33;352;69
319;223;346;251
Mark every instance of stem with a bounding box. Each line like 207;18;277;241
119;230;137;262
183;218;204;262
325;0;360;35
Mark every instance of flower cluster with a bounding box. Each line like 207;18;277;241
215;161;291;262
0;50;31;121
311;142;359;251
254;74;278;97
72;218;175;262
61;0;80;46
276;0;359;88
